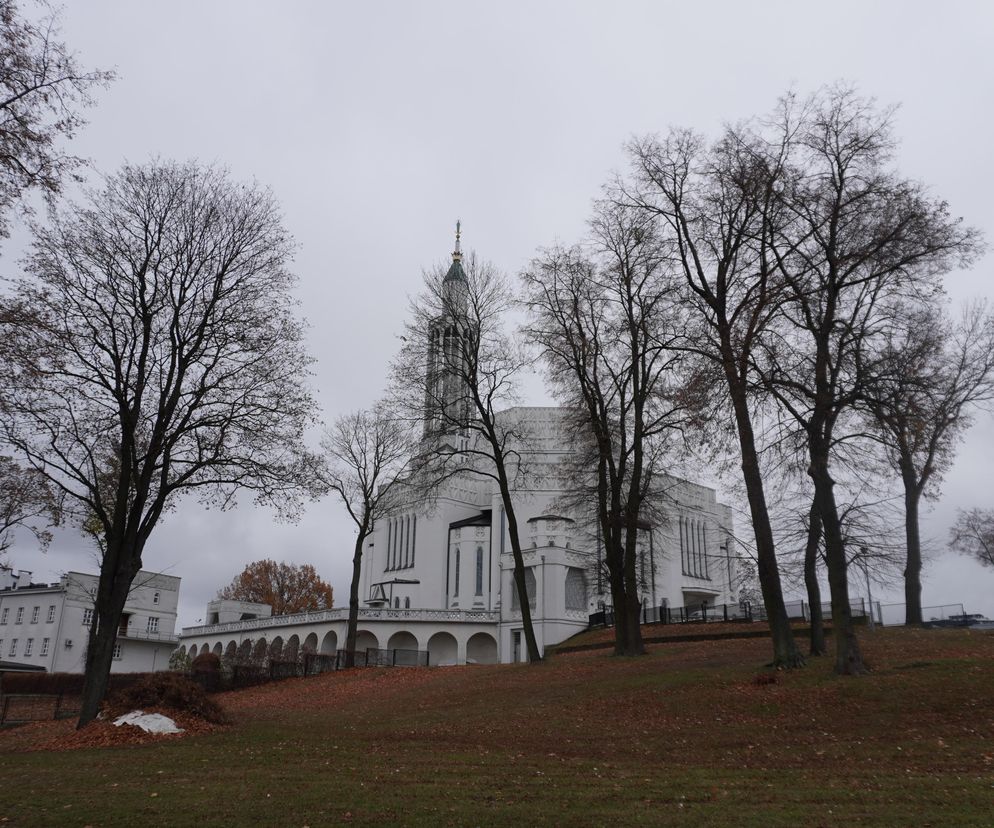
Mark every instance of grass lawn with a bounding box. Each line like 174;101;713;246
2;627;993;826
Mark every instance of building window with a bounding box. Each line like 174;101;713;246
0;607;8;624
453;548;460;597
82;608;94;626
510;568;537;611
147;617;159;634
47;605;56;623
41;638;50;656
404;597;410;609
475;546;484;596
0;640;3;654
31;606;40;624
411;515;418;566
112;642;122;659
24;638;33;656
153;592;160;605
15;607;24;624
565;568;587;611
394;597;400;609
386;519;393;570
9;639;17;656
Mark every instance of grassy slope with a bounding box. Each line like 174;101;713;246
2;628;993;827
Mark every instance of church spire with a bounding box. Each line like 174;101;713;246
444;220;467;284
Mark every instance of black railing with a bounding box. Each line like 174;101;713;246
589;601;756;629
589;597;891;629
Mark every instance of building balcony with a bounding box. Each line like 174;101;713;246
119;628;180;644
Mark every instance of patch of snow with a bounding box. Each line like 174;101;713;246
113;710;184;734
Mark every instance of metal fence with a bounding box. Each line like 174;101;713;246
0;692;79;726
589;597;884;629
879;603;966;627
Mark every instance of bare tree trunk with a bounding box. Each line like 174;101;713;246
344;533;364;668
503;500;542;663
727;377;804;668
78;544;138;727
804;499;827;656
901;465;924;626
809;445;866;675
620;517;646;656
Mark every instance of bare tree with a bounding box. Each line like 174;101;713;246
0;0;113;239
0;454;60;555
0;160;314;726
862;301;994;624
321;406;415;667
390;233;543;662
620;116;806;668
949;508;994;569
523;201;701;657
757;87;980;674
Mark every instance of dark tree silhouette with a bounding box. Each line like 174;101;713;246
0;161;314;726
321;406;415;667
0;0;113;239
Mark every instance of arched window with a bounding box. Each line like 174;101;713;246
404;597;410;609
394;597;400;609
565;568;586;611
475;546;484;596
510;568;537;611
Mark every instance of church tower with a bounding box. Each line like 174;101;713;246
423;222;473;439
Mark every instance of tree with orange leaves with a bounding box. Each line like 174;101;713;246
218;560;333;615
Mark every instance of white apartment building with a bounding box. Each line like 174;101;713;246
0;565;180;673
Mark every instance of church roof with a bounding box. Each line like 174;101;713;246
449;509;492;529
527;514;575;524
444;257;466;283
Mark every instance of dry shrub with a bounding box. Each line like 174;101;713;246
191;651;221;673
105;672;228;724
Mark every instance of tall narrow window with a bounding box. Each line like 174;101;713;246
31;606;39;624
701;521;709;578
475;546;484;596
411;515;418;566
386;519;393;570
153;592;160;605
47;605;56;623
41;638;50;656
679;517;687;575
453;548;460;597
24;638;33;656
404;597;410;609
405;515;411;567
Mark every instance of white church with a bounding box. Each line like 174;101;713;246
179;230;737;665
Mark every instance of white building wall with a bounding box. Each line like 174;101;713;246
0;569;181;673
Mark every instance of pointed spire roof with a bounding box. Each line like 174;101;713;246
444;219;467;283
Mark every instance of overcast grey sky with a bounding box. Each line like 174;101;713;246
3;1;993;627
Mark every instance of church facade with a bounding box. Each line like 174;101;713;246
178;231;737;665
